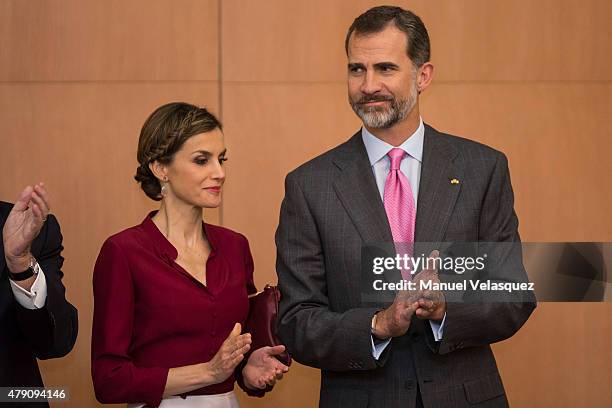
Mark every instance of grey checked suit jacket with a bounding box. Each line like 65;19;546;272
276;124;536;408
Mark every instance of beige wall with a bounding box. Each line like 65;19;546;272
1;0;610;406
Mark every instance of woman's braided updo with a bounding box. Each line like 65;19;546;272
134;102;222;200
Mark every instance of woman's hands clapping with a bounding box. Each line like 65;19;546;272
242;345;290;389
206;323;251;384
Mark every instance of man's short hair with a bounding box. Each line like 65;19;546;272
345;5;431;68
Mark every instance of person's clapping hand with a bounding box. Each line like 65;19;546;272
207;323;251;384
242;345;289;389
412;250;446;323
3;183;50;273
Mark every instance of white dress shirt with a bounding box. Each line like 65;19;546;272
362;118;446;360
9;262;48;309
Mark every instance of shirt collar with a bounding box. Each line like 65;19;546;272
361;117;425;166
140;211;217;261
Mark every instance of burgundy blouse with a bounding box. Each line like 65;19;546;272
91;213;258;407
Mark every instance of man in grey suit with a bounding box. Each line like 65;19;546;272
276;6;536;408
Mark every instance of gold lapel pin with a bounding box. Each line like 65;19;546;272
450;178;460;185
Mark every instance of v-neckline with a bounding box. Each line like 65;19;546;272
143;211;218;291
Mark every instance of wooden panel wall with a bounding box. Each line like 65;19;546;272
0;1;610;407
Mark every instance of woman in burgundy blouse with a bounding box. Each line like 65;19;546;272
91;102;289;407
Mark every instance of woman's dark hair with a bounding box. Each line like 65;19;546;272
134;102;222;200
345;6;430;68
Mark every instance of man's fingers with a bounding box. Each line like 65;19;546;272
31;192;49;219
31;203;43;221
420;289;432;299
34;182;48;197
420;250;440;274
33;184;51;214
400;302;417;321
417;298;429;308
418;298;434;310
415;307;431;319
417;298;440;318
13;186;33;211
416;302;444;321
414;298;434;318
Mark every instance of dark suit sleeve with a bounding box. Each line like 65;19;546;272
13;214;78;359
427;152;537;355
276;174;382;371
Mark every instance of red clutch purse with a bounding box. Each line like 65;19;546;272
245;284;292;366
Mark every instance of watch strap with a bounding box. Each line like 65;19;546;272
8;258;38;281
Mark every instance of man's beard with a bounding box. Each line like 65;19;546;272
349;86;417;129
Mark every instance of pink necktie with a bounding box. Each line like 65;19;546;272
383;148;416;280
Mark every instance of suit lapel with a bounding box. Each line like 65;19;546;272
330;127;463;280
415;125;463;249
331;132;393;244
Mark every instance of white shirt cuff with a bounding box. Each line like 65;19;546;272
429;313;446;342
371;335;391;360
9;263;47;309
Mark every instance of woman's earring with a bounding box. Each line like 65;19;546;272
161;177;169;198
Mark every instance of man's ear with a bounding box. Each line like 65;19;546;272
417;62;434;93
149;161;168;182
